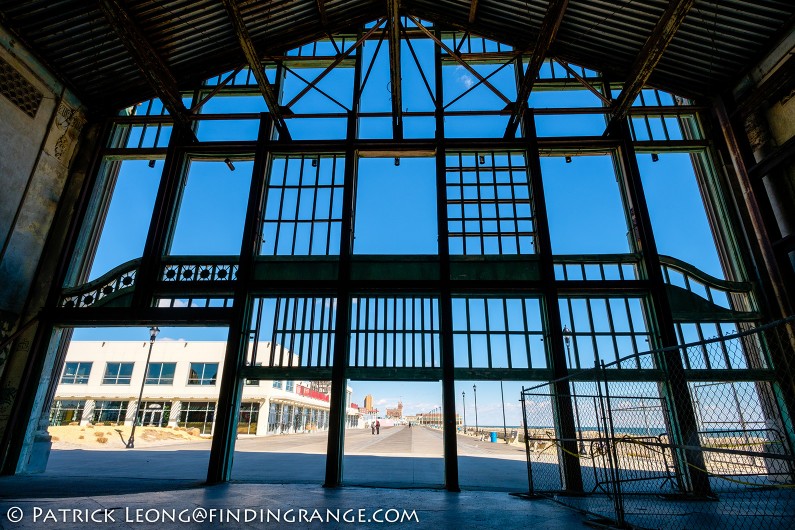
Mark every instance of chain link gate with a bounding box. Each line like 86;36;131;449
520;317;795;529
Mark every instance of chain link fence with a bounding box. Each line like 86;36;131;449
521;317;795;529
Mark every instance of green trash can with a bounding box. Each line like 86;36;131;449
490;431;497;443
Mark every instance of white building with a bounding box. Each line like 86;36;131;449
50;341;361;436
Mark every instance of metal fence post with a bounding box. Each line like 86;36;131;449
600;361;625;528
521;388;535;495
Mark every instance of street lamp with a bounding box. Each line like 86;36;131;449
500;380;508;442
126;326;159;449
462;390;467;433
473;384;479;435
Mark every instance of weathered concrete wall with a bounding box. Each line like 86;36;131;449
0;100;86;312
765;87;795;147
0;22;88;472
729;27;795;315
0;56;56;256
0;24;85;337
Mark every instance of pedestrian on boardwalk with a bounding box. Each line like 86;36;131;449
371;422;375;435
376;420;381;435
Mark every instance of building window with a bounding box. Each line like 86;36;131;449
293;406;305;431
135;401;171;427
102;362;134;384
268;402;281;433
237;402;259;435
272;380;282;389
60;362;92;384
281;404;294;433
178;401;215;434
145;362;176;385
93;401;128;425
49;400;85;425
187;362;218;385
286;380;294;392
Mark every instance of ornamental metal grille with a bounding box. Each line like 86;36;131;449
0;56;43;118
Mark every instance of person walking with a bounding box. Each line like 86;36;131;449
375;420;380;435
371;421;375;435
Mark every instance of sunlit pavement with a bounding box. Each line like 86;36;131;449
1;427;773;528
37;426;529;490
0;426;592;528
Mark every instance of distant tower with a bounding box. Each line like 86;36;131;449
364;394;373;410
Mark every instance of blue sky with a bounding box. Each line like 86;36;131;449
73;27;725;424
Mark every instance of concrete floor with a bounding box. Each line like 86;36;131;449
35;426;531;491
0;425;595;529
1;426;789;528
0;482;588;529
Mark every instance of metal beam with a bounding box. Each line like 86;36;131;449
468;0;479;24
190;67;243;113
433;24;460;492
324;26;365;488
522;110;583;492
207;115;275;484
606;0;695;132
284;19;386;109
555;58;611;105
97;0;196;141
387;0;403;139
315;0;329;27
504;0;569;138
410;16;512;106
220;0;292;140
313;0;342;54
612;116;712;496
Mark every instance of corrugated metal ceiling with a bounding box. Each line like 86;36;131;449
0;0;791;112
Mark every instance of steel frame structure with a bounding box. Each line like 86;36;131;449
4;17;793;498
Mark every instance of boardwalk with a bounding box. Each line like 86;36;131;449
43;426;530;491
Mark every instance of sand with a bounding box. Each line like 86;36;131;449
48;424;207;450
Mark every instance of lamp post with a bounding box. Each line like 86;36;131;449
462;390;467;434
126;326;159;449
500;380;508;442
473;384;479;435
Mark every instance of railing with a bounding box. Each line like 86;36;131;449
553;253;760;321
553;253;641;281
660;254;756;313
58;253;760;326
60;259;140;308
160;257;238;282
58;257;240;309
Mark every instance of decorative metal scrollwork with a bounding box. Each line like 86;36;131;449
161;262;238;282
60;266;138;308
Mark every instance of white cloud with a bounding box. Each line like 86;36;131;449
455;66;474;89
